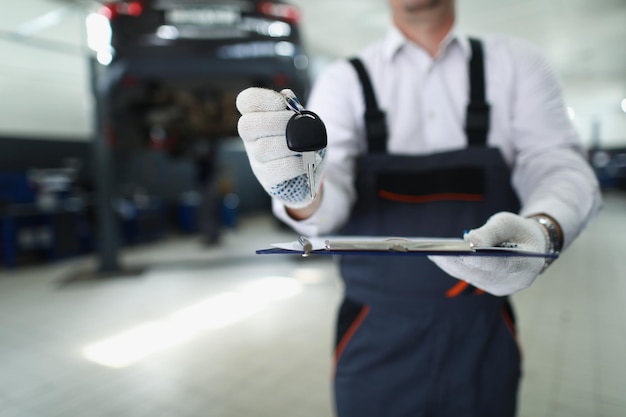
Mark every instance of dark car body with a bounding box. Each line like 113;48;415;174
95;0;311;154
591;148;626;190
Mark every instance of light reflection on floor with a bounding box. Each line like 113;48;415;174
82;276;307;368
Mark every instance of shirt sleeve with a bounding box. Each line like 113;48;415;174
272;59;365;236
504;37;602;249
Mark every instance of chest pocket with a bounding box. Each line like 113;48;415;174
377;166;485;204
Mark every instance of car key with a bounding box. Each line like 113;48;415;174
282;91;327;200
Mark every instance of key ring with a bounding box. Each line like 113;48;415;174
280;89;328;201
281;89;304;113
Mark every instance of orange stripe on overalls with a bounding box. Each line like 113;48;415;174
378;190;484;203
445;281;470;298
334;305;371;366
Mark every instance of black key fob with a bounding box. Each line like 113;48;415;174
286;110;328;152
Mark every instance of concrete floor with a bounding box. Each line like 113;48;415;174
1;191;625;417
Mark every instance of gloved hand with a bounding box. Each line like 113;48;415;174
236;87;327;209
428;212;550;296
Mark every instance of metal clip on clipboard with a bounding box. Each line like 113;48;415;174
298;236;313;257
324;238;473;252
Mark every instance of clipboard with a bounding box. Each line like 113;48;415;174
256;236;559;259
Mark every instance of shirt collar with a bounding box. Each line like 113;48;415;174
383;22;471;62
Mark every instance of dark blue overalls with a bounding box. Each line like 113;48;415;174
334;39;522;417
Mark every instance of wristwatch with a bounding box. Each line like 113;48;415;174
529;214;562;271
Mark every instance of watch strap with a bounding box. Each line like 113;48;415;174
530;214;562;272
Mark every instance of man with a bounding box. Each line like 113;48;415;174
236;0;601;415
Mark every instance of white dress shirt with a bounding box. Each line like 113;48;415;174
273;24;601;249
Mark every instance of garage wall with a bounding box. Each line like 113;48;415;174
564;80;626;149
0;52;92;139
0;2;92;140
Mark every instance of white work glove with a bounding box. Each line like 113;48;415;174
428;212;550;296
236;87;327;209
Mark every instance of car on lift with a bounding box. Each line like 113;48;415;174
88;0;311;155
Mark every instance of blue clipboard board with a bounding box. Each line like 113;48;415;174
257;236;559;259
256;248;559;258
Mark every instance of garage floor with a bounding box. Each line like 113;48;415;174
1;192;625;417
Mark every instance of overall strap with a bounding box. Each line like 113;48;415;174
349;37;490;152
348;58;388;153
466;38;490;146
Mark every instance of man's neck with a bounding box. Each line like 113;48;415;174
393;8;455;57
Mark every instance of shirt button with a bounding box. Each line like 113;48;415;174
429;111;436;120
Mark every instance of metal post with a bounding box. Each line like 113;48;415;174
591;116;601;150
89;56;120;273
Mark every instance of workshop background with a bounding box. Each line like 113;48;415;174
1;1;625;417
